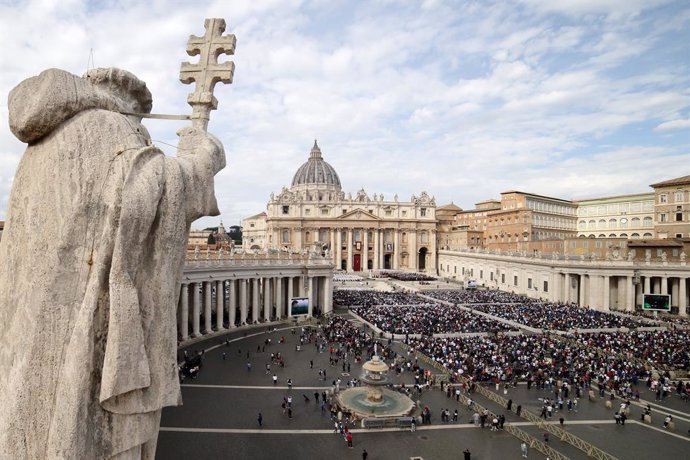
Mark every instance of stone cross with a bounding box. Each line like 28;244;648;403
180;18;236;130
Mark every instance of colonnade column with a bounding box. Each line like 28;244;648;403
362;229;369;272
252;278;260;323
287;277;294;318
216;280;225;331
409;230;417;271
661;277;669;295
308;276;315;316
680;278;688;317
603;275;610;310
579;274;586;307
229;280;237;328
192;282;201;337
263;277;271;321
204;281;213;333
179;283;189;341
330;230;336;266
563;273;570;303
626;276;635;312
644;276;651;294
346;229;353;271
275;277;283;320
240;279;248;325
324;276;333;313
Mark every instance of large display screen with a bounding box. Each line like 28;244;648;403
290;297;309;316
642;294;671;311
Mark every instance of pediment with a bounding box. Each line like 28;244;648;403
337;208;380;221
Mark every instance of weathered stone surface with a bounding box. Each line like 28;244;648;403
0;68;225;459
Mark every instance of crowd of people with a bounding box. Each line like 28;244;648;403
375;270;437;282
351;304;517;335
424;290;528;304
334;290;429;307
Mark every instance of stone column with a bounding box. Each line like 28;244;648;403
179;283;189;341
429;229;437;274
240;279;248;325
287;276;294;318
626;276;635;312
275;277;283;320
204;281;213;333
393;230;400;270
263;277;271;321
324;275;333;314
578;274;586;307
192;282;201;338
336;228;343;271
308;276;315;316
362;228;369;272
661;276;668;295
252;278;260;323
409;230;417;271
653;277;661;294
644;276;651;294
563;273;570;303
229;279;237;328
680;278;688;316
330;229;336;266
603;275;610;310
373;229;380;271
216;280;225;331
346;228;353;271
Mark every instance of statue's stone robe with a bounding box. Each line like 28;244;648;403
0;69;224;459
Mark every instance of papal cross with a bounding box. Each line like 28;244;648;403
180;18;236;131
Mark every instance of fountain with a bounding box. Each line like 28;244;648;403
335;349;415;419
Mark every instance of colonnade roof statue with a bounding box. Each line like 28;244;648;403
0;18;235;459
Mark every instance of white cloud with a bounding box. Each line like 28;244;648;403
654;118;690;132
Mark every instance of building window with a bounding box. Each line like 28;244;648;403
659;213;668;222
543;281;548;292
385;210;392;216
674;191;684;202
527;278;532;289
420;208;427;217
659;194;667;203
402;210;407;217
514;275;518;286
501;274;505;284
282;230;289;243
643;217;653;227
321;208;329;215
250;223;255;228
342;210;347;215
676;211;683;222
676;233;683;238
282;205;289;214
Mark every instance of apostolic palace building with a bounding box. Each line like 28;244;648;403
173;143;690;344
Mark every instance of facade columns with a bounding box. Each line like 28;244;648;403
409;230;417;271
393;230;400;270
661;277;668;295
179;283;189;341
324;276;333;313
229;279;237;328
373;229;380;270
336;229;343;271
275;277;283;320
192;282;201;337
347;229;353;271
308;276;315;316
362;229;369;272
240;279;248;326
330;230;336;266
644;276;651;294
252;278;260;323
216;280;225;331
579;274;586;307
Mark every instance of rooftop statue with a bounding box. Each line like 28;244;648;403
0;18;235;459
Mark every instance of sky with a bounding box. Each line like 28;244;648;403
0;0;688;229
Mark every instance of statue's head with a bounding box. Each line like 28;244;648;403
84;68;153;115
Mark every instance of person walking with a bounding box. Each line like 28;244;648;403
463;448;471;460
257;412;263;427
362;449;368;460
521;441;528;458
346;432;353;448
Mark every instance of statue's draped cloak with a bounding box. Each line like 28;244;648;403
0;69;222;459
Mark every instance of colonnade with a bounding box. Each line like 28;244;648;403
438;249;690;316
177;273;333;342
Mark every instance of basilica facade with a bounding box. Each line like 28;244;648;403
242;141;438;273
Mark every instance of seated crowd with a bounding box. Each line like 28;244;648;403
334;290;429;307
375;270;437;282
351;304;517;335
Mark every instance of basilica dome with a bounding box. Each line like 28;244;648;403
291;140;342;190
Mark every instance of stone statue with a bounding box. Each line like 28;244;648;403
194;244;201;259
0;68;227;457
627;251;634;262
680;251;687;263
661;251;667;262
645;252;651;263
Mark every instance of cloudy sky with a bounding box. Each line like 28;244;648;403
0;0;688;229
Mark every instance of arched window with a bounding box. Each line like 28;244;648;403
599;234;606;238
608;219;617;229
643;232;653;238
631;217;640;227
631;233;640;239
588;220;596;229
643;217;653;227
619;233;628;238
609;233;616;238
598;219;606;228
